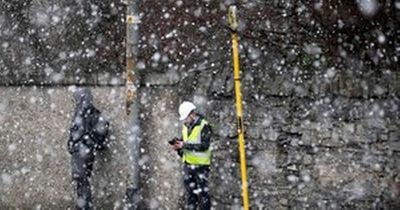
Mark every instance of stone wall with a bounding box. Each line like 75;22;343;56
135;1;399;209
1;85;398;209
0;0;125;85
146;73;400;209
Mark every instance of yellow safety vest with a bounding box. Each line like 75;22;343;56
182;119;211;165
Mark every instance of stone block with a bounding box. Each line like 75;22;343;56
143;70;180;86
388;141;400;152
300;129;316;146
389;130;400;142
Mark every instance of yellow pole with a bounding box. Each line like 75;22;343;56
228;5;250;210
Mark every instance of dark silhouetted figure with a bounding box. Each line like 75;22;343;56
68;87;110;210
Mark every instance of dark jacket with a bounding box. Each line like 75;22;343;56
68;88;97;154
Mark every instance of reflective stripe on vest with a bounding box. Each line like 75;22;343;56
182;119;211;165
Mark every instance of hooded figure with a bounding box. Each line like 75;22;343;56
69;87;94;149
68;87;96;210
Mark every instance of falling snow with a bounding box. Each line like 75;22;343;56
0;0;399;209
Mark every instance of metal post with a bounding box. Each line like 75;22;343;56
228;4;250;210
125;0;141;208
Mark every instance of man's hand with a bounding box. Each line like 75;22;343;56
172;140;183;150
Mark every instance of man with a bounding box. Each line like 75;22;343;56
171;101;212;210
68;87;109;210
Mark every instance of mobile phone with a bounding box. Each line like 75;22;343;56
168;139;176;145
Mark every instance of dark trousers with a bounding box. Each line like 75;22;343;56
183;164;211;210
71;143;95;210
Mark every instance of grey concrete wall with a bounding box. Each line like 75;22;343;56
0;87;130;208
138;86;185;209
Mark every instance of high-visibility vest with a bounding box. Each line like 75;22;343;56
182;119;211;165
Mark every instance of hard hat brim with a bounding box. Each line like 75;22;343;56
179;109;192;121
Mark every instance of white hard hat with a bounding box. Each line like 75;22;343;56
179;101;196;121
